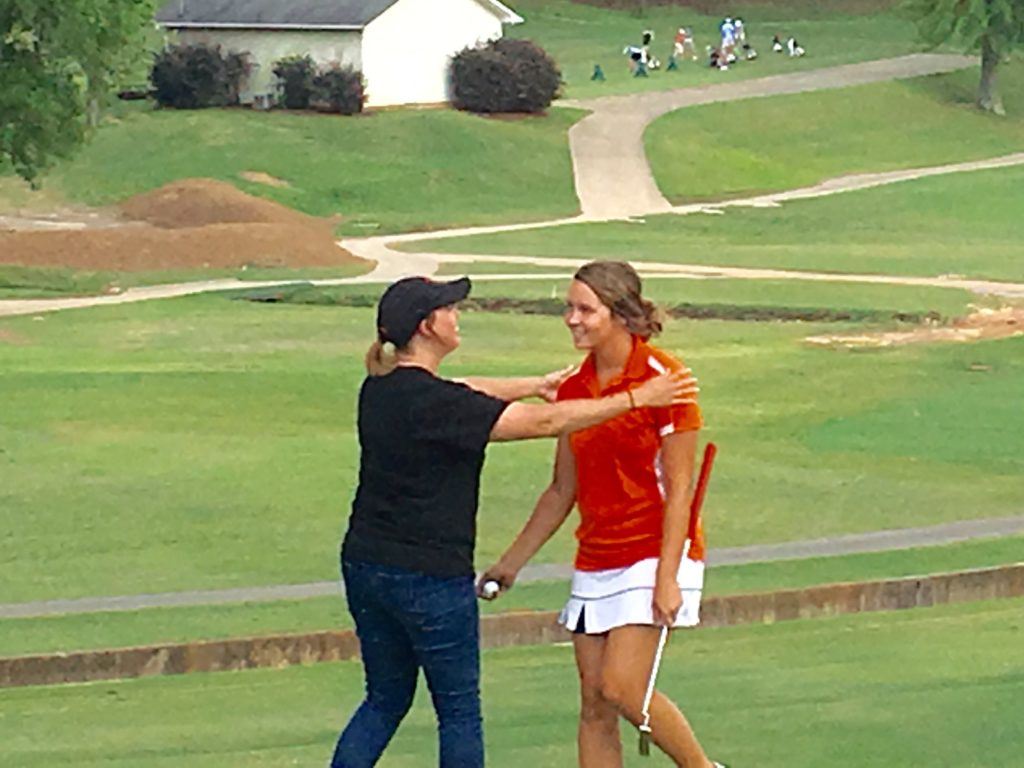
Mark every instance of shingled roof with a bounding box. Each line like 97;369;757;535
156;0;522;29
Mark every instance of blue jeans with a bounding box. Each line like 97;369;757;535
331;559;483;768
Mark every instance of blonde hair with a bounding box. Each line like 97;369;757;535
365;339;399;376
573;261;663;339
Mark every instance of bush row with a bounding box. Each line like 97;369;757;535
150;38;561;115
272;55;365;114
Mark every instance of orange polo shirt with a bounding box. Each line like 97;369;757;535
558;337;704;572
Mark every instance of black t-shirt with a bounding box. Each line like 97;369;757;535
342;366;510;577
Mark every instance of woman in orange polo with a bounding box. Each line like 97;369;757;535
482;261;724;768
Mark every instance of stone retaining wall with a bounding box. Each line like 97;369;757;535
2;563;1021;689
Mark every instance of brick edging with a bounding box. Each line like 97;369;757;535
2;563;1021;689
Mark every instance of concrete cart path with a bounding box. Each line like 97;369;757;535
563;53;975;218
3;514;1023;619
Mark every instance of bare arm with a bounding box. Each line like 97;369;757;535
489;368;698;442
459;366;574;403
459;376;541;402
479;436;577;596
652;430;700;626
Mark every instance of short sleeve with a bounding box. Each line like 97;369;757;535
654;401;703;439
648;350;702;438
413;378;509;454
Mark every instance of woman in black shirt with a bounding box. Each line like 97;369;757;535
332;276;697;768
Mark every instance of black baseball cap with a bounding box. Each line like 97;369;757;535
376;276;472;347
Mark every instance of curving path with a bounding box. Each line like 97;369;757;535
4;53;1019;319
562;53;974;218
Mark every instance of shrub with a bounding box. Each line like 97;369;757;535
151;44;251;109
450;38;562;114
273;55;317;110
311;65;366;115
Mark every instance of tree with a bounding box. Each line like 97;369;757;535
906;0;1024;115
1;0;157;184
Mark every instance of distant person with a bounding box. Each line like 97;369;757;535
719;17;737;63
624;44;645;72
640;29;661;70
735;18;757;60
674;27;698;61
787;36;806;57
772;33;784;53
330;276;697;768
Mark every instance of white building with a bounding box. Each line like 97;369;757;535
155;0;524;108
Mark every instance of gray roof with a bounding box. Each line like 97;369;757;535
156;1;402;29
156;0;521;29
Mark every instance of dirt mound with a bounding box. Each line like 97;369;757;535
806;306;1024;349
117;178;319;229
0;179;366;274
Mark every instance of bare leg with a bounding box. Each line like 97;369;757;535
601;625;714;768
573;633;624;768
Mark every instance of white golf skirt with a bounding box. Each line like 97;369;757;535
558;556;705;635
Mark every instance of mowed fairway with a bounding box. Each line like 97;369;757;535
1;293;1022;603
414;164;1024;281
2;598;1022;766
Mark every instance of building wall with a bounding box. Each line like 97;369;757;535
174;29;362;102
361;0;505;107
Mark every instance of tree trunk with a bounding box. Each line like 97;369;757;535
87;97;101;128
978;35;1006;116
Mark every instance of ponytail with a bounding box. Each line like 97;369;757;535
365;339;399;376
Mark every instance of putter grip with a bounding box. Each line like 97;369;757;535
687;442;718;545
639;732;651;756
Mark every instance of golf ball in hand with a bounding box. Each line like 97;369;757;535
482;580;500;599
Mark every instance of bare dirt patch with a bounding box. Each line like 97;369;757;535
806;306;1024;349
0;179;364;272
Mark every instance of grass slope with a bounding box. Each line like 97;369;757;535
646;63;1024;203
2;296;1022;603
2;598;1022;766
2;105;581;237
509;0;923;99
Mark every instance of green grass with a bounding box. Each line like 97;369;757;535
646;63;1024;203
0;263;372;299
2;295;1023;604
1;535;1021;658
509;0;924;99
412;164;1024;281
10;105;581;236
0;1;935;239
2;598;1022;766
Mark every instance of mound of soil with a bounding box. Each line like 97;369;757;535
0;178;365;273
117;179;317;229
